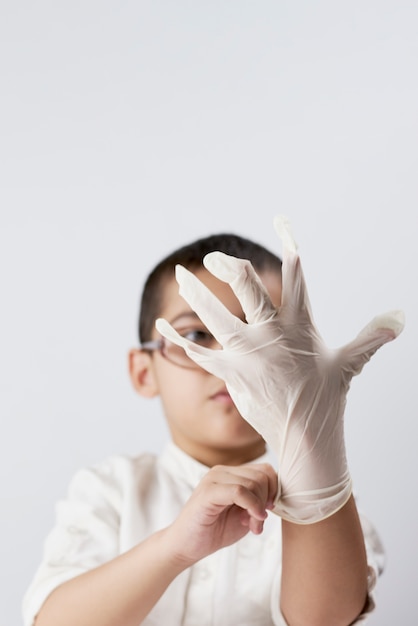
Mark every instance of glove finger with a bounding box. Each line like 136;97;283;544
273;215;298;254
203;251;277;324
273;216;312;315
175;264;244;344
155;317;227;376
342;310;405;377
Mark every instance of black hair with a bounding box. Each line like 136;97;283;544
138;233;282;342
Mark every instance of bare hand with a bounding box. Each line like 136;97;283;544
165;463;278;567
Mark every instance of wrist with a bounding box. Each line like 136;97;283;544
157;524;198;572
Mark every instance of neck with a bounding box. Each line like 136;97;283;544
174;439;267;468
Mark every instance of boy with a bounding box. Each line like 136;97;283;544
23;217;402;626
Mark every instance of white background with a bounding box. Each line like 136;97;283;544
1;1;417;624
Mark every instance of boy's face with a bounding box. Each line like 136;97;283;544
131;267;282;467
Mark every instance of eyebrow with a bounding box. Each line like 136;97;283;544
168;312;202;325
168;310;247;326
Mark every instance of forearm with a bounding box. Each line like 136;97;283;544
280;495;368;626
34;528;186;626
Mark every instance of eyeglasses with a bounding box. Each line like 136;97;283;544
139;329;220;370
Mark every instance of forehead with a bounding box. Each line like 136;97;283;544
158;267;282;325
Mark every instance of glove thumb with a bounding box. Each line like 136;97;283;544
341;309;405;377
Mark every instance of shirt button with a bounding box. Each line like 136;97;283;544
67;525;80;534
197;567;210;581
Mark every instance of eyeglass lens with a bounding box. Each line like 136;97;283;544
163;328;220;368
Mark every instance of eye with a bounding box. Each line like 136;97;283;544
180;328;215;347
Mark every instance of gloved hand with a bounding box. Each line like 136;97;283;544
156;216;404;524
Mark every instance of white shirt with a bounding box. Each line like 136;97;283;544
23;443;383;625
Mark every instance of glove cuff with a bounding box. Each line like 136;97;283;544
271;477;353;525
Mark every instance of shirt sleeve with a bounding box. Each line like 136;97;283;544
269;508;385;626
22;460;122;626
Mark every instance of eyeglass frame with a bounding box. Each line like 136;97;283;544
139;336;201;370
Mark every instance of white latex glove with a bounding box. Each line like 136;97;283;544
156;216;404;524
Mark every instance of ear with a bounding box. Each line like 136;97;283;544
128;349;159;398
